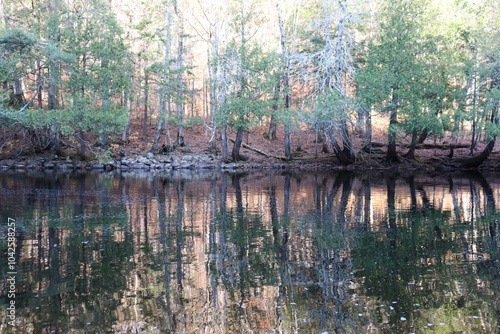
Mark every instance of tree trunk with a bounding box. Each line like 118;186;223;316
47;65;59;110
277;0;293;159
36;62;43;108
362;106;373;151
208;125;217;154
143;72;149;138
404;131;418;159
268;115;277;140
268;81;280;140
78;127;86;159
284;123;292;159
462;66;500;168
174;3;185;147
122;89;132;142
470;119;477;156
151;4;172;153
386;104;399;163
340;119;355;163
0;0;5;28
220;123;229;161
232;126;244;161
322;128;330;153
461;139;495;168
417;128;428;144
208;24;219;154
98;131;109;148
328;128;351;165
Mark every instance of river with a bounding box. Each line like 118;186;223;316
1;170;499;333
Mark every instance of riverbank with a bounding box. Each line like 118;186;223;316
2;150;500;174
2;124;500;173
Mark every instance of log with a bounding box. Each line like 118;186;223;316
371;141;469;150
229;138;289;160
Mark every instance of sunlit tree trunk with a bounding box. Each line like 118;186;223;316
174;1;185;147
142;71;149;138
47;1;60;110
276;0;292;159
208;26;219;154
151;3;173;153
122;81;133;142
362;107;372;151
0;0;5;28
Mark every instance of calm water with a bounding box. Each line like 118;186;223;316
0;170;500;333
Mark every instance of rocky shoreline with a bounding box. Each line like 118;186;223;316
3;151;497;174
0;153;251;172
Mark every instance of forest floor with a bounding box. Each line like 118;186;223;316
2;116;500;172
108;116;500;172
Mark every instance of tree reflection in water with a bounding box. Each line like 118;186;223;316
0;170;499;333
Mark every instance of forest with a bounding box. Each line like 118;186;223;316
0;0;499;169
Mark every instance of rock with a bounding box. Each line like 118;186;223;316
44;162;55;169
131;163;149;170
1;159;16;167
13;164;26;169
180;163;196;169
157;155;170;163
137;157;152;165
197;162;214;169
146;152;155;160
58;163;75;170
25;159;42;169
221;162;241;169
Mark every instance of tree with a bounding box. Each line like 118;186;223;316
357;0;431;162
456;1;500;167
298;0;358;165
216;0;277;162
62;0;132;156
150;0;174;153
220;45;277;161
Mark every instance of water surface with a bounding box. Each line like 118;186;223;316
1;170;499;333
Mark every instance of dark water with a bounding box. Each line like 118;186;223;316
0;170;499;333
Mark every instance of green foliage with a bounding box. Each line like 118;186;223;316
0;0;133;152
356;0;455;141
0;29;36;53
217;43;279;130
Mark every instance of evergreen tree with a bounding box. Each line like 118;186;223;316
357;0;452;162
